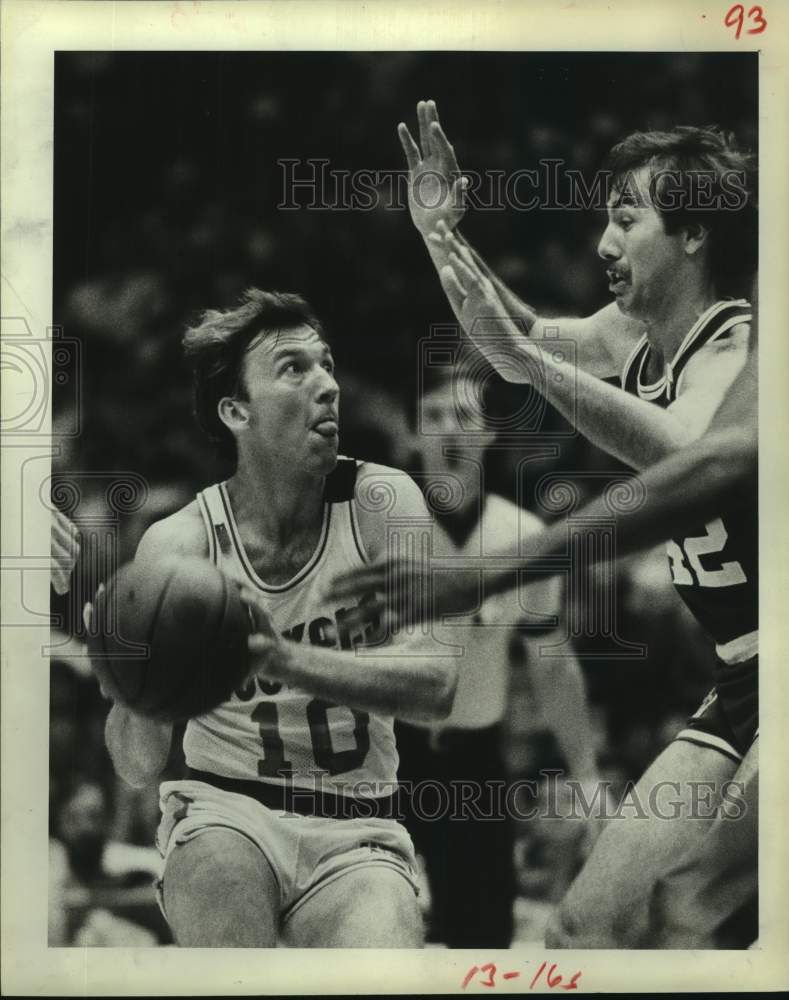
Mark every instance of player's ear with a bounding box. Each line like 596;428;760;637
683;221;710;257
217;396;249;434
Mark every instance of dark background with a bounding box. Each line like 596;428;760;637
49;51;757;945
53;51;757;487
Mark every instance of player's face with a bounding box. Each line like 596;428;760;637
239;325;340;475
415;379;494;511
597;168;686;320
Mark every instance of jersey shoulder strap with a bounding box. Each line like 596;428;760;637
673;299;751;386
620;335;649;394
195;483;243;576
323;456;359;503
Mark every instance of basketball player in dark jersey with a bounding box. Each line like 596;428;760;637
360;101;757;948
330;315;759;949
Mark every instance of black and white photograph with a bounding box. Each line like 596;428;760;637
2;0;788;994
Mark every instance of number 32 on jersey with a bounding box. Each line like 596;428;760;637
666;517;747;588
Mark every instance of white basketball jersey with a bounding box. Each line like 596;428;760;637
430;493;562;730
183;458;399;796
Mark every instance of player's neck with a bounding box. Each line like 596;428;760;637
225;463;324;543
642;276;718;368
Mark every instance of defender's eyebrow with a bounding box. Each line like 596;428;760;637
608;191;639;209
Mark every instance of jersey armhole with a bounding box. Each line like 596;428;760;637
196;491;218;565
348;499;371;564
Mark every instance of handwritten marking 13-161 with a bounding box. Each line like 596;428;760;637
462;961;582;991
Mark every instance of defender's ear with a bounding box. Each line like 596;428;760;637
683;222;710;257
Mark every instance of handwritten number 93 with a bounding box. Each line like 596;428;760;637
725;4;767;39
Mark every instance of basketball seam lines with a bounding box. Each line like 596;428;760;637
142;568;178;712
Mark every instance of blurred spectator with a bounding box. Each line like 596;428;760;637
48;777;165;946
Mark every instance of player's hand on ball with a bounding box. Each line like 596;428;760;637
240;586;286;680
51;508;80;595
398;99;468;237
83;584;113;699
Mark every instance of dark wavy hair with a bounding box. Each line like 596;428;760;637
182;288;326;462
603;126;757;299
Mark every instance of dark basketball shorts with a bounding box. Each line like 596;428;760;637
675;654;758;763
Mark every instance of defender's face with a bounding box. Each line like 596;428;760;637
597;167;686;320
239;325;340;475
415;379;494;511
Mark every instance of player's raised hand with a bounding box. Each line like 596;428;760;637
51;507;80;595
398;99;468;237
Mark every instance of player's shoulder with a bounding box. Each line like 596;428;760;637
679;320;750;392
704;319;750;354
135;499;209;563
352;460;429;563
353;460;426;515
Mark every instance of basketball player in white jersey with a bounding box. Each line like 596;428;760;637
96;289;460;948
393;363;598;947
390;101;757;947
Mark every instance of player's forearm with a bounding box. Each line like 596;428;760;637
552;425;752;557
458;310;686;468
538;349;692;469
105;702;172;788
273;641;458;724
473;424;755;606
593;425;755;550
527;639;597;781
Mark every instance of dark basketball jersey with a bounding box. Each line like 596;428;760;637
620;299;757;661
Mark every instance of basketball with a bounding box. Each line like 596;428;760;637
87;556;251;722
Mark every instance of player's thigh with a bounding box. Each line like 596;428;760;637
162;828;280;947
546;738;739;948
282;865;423;948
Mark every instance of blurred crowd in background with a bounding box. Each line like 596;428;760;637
49;50;756;944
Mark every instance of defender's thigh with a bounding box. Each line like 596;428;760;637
546;739;738;949
162;828;280;947
282;865;423;948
